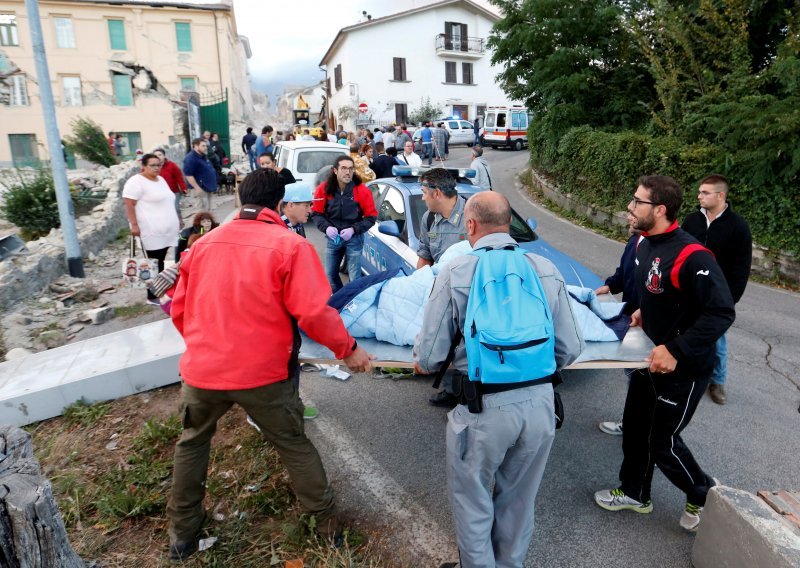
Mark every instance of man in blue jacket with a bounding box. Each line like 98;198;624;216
183;138;217;211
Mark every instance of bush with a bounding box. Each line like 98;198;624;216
408;97;444;125
63;116;116;167
0;169;61;239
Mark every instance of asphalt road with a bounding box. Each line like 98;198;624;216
226;148;800;567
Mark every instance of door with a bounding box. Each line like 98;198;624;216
452;104;468;121
199;89;230;157
8;134;38;167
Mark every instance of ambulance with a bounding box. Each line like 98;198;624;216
481;106;532;150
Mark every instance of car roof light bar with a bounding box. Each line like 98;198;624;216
391;166;477;179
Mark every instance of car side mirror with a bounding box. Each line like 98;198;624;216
378;220;401;237
526;217;538;232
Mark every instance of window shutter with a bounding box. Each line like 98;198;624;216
445;62;456;83
108;19;126;50
175;22;192;52
462;63;473;85
112;74;133;106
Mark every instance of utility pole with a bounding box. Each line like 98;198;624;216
24;0;84;277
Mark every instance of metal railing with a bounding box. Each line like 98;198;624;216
435;34;485;54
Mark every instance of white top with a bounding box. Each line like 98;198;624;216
398;151;422;167
383;131;396;149
122;174;179;250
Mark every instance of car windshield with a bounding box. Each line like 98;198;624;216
296;150;345;173
408;194;535;243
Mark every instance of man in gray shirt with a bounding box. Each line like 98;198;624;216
414;191;582;568
416;168;469;408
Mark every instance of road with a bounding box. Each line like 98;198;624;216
225;148;800;567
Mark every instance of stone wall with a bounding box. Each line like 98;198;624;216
529;170;800;286
0;145;185;309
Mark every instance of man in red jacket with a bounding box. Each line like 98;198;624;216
167;168;373;561
153;147;187;223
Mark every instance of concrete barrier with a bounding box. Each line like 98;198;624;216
692;486;800;568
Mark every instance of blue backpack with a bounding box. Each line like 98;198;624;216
463;245;556;384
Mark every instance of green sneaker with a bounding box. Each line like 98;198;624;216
680;502;703;531
594;488;653;513
303;406;319;420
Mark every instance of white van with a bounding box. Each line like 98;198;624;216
481;106;532;151
272;141;349;186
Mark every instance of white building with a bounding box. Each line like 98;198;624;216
319;0;518;131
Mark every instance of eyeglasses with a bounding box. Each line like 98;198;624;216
337;166;355;172
630;196;659;207
698;190;721;196
420;183;437;193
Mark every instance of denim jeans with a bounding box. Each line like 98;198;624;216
423;143;433;165
247;147;256;171
325;233;363;293
711;332;727;385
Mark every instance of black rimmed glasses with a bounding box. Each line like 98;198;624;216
631;195;659;207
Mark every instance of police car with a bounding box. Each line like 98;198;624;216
361;166;603;288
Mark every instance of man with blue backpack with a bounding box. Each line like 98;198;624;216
414;191;583;568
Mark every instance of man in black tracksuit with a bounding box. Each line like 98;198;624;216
595;175;735;532
681;174;752;405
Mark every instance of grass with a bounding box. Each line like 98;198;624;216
28;321;62;339
114;303;155;319
29;386;392;567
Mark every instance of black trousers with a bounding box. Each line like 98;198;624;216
619;369;714;506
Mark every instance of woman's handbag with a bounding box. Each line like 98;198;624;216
121;237;156;289
148;262;180;297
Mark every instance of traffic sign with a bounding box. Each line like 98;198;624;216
358;102;369;114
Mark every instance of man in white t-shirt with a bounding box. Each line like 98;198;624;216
397;140;422;167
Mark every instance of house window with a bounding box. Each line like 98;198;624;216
107;19;126;50
54;17;75;48
0;53;10;72
445;61;456;83
112;73;133;106
10;75;28;106
115;131;141;158
392;57;407;81
8;134;38;167
175;22;192;52
444;21;468;51
462;62;473;85
395;103;408;124
0;13;19;46
62;76;82;106
179;76;197;91
334;64;342;90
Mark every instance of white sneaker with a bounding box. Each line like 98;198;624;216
598;421;623;436
245;414;261;432
680;503;703;531
595;488;653;513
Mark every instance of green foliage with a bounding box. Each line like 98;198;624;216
63;116;116;167
408;96;444;125
492;0;800;254
0;169;61;239
63;398;111;428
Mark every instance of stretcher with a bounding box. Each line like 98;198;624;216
299;326;654;370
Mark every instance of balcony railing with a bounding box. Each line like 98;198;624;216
435;33;485;56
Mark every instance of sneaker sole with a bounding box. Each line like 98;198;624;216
595;497;653;514
597;424;623;436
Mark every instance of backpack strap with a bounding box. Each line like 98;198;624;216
432;328;463;390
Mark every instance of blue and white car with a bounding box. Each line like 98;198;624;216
361;166;603;288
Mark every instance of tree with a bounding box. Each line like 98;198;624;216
64;116;116;167
337;104;357;123
408;97;443;125
488;0;653;139
0;169;61;239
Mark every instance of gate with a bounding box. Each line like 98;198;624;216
199;89;230;157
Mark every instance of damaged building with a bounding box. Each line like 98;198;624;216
0;0;253;167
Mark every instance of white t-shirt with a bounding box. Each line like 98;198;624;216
122;174;179;250
398;151;422;167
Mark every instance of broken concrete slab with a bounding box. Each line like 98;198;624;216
84;307;114;325
693;486;800;568
5;348;33;361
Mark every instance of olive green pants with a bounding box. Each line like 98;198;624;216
166;379;334;545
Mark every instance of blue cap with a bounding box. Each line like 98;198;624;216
283;182;320;203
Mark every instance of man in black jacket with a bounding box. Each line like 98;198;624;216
681;174;752;405
370;142;396;179
595;175;734;533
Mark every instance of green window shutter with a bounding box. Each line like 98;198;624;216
108;19;126;50
175;22;192;52
112;74;133;106
180;77;196;91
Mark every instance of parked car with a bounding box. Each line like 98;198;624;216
412;119;476;149
482;106;533;151
272;141;349;186
361;166;603;288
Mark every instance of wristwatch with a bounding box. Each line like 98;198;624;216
351;340;358;352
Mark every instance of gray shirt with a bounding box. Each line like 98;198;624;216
470;157;492;191
417;196;468;263
414;232;583;374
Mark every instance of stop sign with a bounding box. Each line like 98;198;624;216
358;102;369;114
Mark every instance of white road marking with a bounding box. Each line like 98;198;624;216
301;393;456;563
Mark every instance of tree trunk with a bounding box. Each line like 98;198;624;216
0;425;85;568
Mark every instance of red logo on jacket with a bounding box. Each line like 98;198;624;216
646;257;664;294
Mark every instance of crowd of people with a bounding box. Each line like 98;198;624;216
118;125;752;568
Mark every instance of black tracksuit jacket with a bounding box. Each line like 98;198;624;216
636;223;736;381
681;206;752;303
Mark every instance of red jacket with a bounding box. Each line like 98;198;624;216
311;181;378;235
171;207;354;390
160;159;187;194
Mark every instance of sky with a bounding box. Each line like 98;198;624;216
232;0;495;105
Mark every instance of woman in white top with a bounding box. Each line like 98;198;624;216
122;153;180;274
398;140;422;167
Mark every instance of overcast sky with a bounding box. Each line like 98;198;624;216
232;0;495;103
